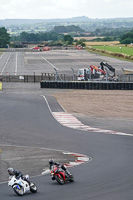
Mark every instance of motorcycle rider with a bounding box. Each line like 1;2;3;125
7;168;31;185
49;159;72;178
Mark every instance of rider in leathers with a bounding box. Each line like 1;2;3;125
7;168;30;185
49;159;72;178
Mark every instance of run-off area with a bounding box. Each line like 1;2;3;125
0;145;76;183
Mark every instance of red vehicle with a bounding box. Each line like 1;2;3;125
50;165;74;185
33;47;40;50
43;47;50;51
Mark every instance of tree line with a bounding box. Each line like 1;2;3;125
11;31;63;42
52;25;84;33
120;29;133;44
11;31;74;46
0;26;133;47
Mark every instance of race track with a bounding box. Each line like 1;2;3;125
0;91;133;200
0;50;133;199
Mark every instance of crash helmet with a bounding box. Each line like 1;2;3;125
49;159;54;165
8;168;14;175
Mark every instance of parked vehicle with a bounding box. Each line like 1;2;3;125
77;62;117;81
77;68;90;81
8;175;37;196
77;66;102;81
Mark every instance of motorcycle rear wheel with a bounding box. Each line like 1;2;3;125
55;175;65;185
69;175;74;182
14;185;24;196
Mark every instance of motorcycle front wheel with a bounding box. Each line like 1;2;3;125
30;182;37;193
55;175;65;185
13;185;24;196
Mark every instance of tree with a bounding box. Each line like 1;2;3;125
76;39;86;47
120;30;133;44
95;29;101;36
0;27;10;47
120;38;133;44
63;35;74;45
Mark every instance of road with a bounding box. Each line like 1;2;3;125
0;83;133;199
0;50;133;75
0;49;133;199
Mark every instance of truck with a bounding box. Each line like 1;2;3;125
77;62;117;81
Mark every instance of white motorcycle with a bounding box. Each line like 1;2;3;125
8;175;37;196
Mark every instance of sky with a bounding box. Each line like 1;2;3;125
0;0;133;19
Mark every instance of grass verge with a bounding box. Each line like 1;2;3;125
86;46;133;62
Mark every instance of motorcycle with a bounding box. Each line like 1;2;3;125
8;175;37;196
50;165;74;185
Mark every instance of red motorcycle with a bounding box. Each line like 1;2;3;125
50;165;74;185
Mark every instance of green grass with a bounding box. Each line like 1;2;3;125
93;46;133;56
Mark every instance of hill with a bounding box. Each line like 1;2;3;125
1;16;133;36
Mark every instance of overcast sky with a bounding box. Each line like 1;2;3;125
0;0;133;19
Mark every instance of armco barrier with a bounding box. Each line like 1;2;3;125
40;81;133;90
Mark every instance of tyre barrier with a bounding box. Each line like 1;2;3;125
40;81;133;90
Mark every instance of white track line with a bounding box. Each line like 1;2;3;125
15;52;18;75
42;95;52;113
0;53;11;75
41;56;56;68
0;52;5;60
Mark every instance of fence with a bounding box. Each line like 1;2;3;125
0;74;54;83
118;74;133;82
1;73;133;83
0;72;78;82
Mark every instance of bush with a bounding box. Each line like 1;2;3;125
120;38;133;44
120;30;133;44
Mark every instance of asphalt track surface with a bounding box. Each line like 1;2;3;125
0;86;133;200
0;50;133;199
0;50;133;75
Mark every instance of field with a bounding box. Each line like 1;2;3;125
85;41;120;46
73;36;104;41
91;45;133;56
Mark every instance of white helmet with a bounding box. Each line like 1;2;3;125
8;168;14;175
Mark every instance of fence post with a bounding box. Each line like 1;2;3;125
64;74;66;81
9;75;11;82
34;72;36;83
41;73;43;81
71;68;75;81
48;73;51;81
